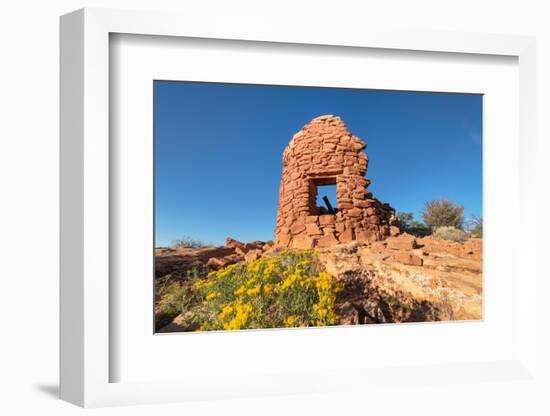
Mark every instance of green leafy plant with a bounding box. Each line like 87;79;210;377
467;215;483;237
422;199;464;230
396;211;430;236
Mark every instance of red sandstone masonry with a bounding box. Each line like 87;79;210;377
274;115;398;249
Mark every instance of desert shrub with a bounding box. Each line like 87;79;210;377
467;215;483;238
155;279;196;315
155;276;201;330
422;199;464;230
432;226;468;243
171;236;211;248
193;250;343;331
186;267;200;280
396;211;431;236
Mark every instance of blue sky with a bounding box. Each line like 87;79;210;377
154;81;482;247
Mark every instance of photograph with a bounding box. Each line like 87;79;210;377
154;81;483;333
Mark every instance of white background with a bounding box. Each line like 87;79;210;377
1;0;549;415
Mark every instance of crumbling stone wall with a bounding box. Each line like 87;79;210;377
274;115;398;249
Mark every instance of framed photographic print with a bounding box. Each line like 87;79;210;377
60;7;539;408
152;81;483;334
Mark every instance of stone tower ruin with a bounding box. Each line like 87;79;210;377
274;115;398;249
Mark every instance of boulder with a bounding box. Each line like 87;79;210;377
392;252;423;266
339;228;354;243
319;215;335;225
316;231;340;247
306;223;322;236
290;222;306;235
225;237;244;249
291;235;315;249
389;225;401;236
245;249;263;262
386;235;417;250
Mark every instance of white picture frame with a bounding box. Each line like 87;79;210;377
60;7;539;408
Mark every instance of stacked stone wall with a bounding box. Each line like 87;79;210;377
275;115;398;249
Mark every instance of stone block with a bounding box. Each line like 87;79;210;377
291;235;315;249
306;223;322;236
319;215;335;225
316;231;340;247
290;223;306;235
347;208;362;218
339;228;354;243
387;236;417;251
354;230;372;242
392;252;423;266
390;226;401;236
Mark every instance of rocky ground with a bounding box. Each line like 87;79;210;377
317;233;482;324
155;238;271;279
155;234;482;331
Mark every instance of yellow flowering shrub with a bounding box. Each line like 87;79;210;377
192;250;343;331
